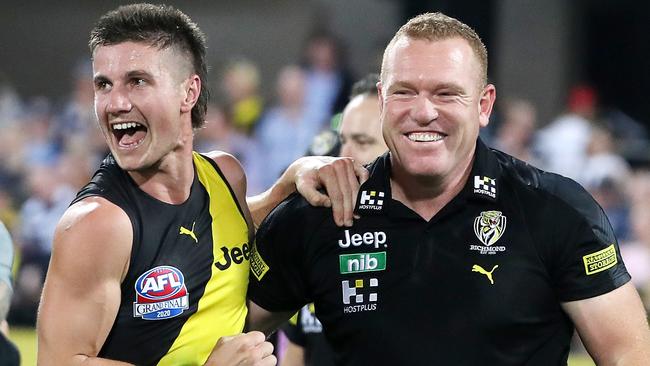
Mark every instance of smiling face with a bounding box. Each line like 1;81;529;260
92;41;198;172
378;36;495;184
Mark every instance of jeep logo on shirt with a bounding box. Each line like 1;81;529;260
214;243;250;270
338;229;387;249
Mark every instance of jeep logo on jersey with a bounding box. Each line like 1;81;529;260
339;252;386;274
473;176;497;199
474;211;506;246
214;243;251;270
133;266;189;320
358;190;385;210
338;229;387;249
342;278;378;313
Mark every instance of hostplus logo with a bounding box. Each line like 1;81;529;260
358;190;385;210
341;278;378;314
473;176;497;199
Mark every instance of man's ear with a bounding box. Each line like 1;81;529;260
478;84;496;128
181;74;201;113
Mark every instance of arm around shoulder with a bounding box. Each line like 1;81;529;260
562;282;650;365
37;197;133;365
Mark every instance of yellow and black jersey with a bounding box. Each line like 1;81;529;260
249;139;630;366
72;152;250;366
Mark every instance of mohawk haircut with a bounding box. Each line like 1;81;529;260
89;3;209;129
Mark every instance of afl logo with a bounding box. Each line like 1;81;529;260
133;266;189;320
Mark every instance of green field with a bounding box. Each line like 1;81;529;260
8;326;595;366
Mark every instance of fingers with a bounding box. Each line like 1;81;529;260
350;160;369;220
294;156;368;227
319;158;360;227
206;331;276;366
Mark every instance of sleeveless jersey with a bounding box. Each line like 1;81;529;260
72;152;250;365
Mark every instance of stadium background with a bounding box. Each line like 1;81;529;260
2;1;649;365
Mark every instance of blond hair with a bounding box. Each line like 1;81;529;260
381;12;488;87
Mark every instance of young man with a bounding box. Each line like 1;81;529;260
247;12;650;365
37;4;363;366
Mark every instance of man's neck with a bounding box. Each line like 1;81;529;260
129;147;195;205
390;156;474;222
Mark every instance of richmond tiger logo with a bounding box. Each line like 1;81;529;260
473;211;506;246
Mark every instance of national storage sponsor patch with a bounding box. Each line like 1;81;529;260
583;244;617;275
250;242;269;280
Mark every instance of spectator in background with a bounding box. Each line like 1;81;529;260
255;65;326;189
0;191;18;234
21;98;59;167
492;98;540;166
302;32;354;126
0;220;20;365
52;60;97;150
12;163;75;325
535;84;598;181
0;72;22;130
195;103;264;195
582;125;631;189
621;171;650;312
221;58;264;135
581;125;632;240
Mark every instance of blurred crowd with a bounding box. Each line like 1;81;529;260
1;30;649;328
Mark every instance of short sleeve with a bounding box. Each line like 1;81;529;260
543;180;630;302
248;196;315;312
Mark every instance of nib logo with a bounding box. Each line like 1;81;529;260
339;252;386;274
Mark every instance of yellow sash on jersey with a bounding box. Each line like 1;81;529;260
158;152;249;365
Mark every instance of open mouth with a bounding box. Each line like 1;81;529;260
111;122;148;148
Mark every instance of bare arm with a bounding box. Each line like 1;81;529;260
279;340;305;366
562;282;650;365
247;156;368;228
246;301;296;337
37;198;133;366
209;152;255;244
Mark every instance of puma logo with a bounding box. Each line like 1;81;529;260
472;264;499;285
179;222;198;243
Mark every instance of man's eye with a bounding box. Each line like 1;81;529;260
95;81;110;90
132;78;146;86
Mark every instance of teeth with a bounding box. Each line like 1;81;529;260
407;132;444;142
112;122;143;131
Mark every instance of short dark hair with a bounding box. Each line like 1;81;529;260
89;3;209;129
350;73;379;99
